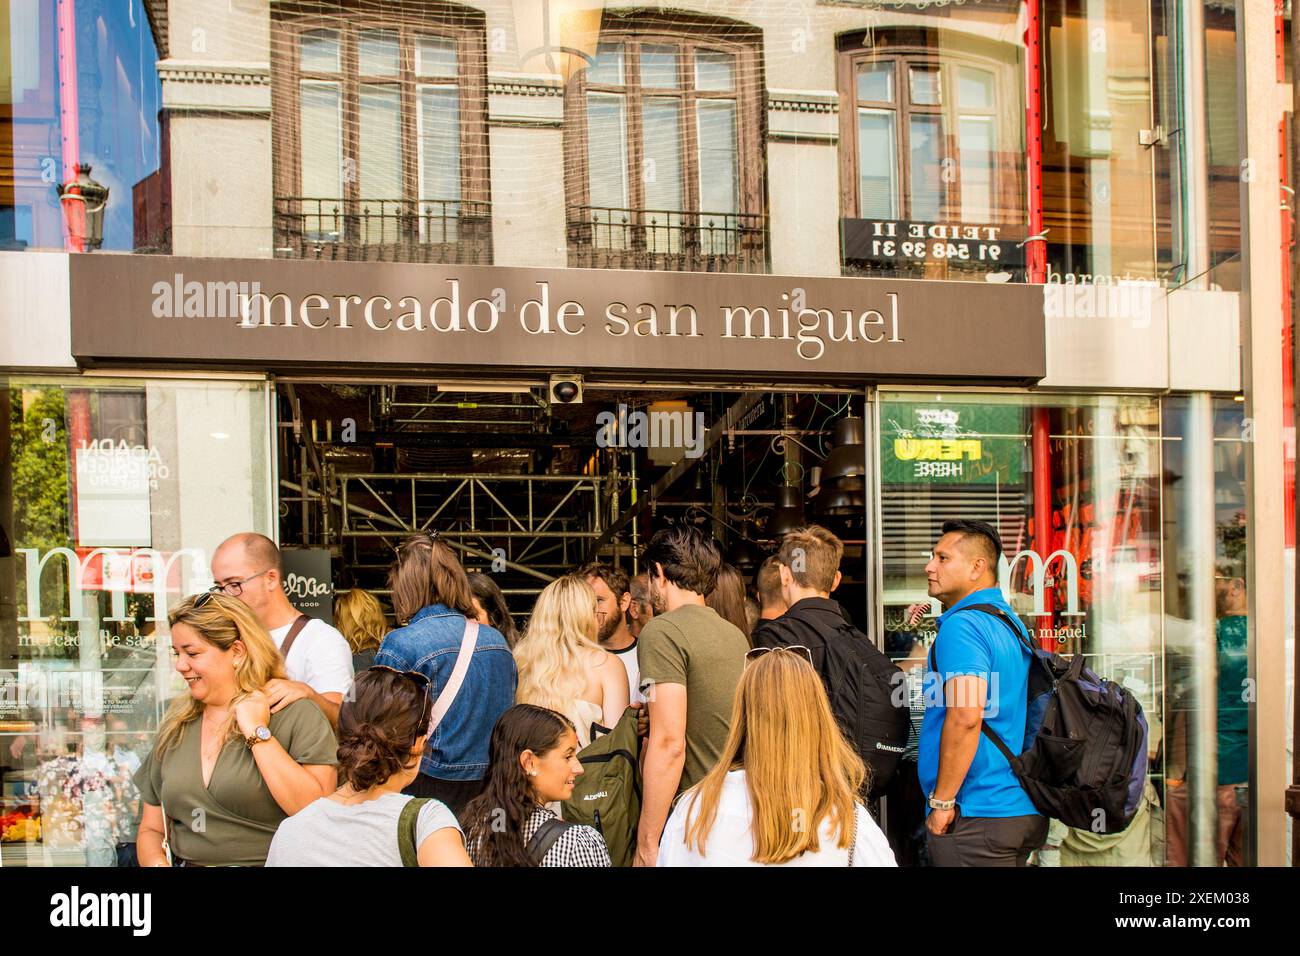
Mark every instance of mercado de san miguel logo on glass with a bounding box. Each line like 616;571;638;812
881;403;1026;484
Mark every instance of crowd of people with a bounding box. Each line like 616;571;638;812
133;517;1049;868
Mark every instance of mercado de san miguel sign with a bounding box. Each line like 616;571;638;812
69;255;1046;381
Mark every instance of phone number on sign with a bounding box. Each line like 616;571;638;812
868;239;1002;261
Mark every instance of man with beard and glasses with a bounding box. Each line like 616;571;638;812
579;563;644;706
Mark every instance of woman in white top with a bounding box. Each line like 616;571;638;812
657;646;897;867
267;667;471;867
513;576;628;748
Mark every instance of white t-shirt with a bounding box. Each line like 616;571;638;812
269;616;354;696
610;641;644;706
656;769;897;867
266;792;461;867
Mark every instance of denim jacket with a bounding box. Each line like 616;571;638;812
374;603;517;781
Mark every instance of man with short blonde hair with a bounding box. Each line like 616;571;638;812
776;525;844;595
752;524;909;799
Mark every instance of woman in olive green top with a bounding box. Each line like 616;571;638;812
134;592;339;866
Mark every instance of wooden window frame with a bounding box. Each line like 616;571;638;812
563;16;766;267
271;2;490;250
837;38;1019;226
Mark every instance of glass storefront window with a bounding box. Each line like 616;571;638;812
0;377;272;866
1160;395;1254;866
838;17;1028;282
879;391;1166;865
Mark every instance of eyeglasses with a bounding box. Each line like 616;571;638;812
744;645;813;667
191;590;217;610
211;569;270;597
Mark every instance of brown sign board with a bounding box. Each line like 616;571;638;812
69;254;1045;382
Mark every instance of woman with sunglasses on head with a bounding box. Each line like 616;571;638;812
266;667;472;867
134;592;339;867
375;532;517;816
656;646;897;867
461;704;611;867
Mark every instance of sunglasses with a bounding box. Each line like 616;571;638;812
744;645;814;667
369;664;432;695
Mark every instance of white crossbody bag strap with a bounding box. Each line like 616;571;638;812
428;620;479;734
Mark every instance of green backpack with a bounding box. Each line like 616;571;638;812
561;706;642;867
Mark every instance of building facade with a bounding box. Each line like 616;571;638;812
0;0;1293;866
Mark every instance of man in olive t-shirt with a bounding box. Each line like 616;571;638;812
634;526;747;867
639;604;746;791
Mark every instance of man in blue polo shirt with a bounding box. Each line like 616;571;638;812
918;519;1046;866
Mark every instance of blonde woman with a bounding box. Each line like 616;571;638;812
514;576;628;748
335;588;389;671
134;592;339;867
657;647;896;867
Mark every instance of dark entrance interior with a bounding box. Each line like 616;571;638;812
275;381;870;633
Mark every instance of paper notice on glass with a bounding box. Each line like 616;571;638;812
74;446;153;547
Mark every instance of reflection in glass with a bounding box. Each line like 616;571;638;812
359;29;400;76
909;65;941;105
857;61;894;103
586;94;629;249
695;50;735;92
300;29;340;72
879;392;1165;866
418;87;461;242
858;110;898;219
909;115;943;221
643;98;683;253
300;82;343;240
1;379;272;867
417;35;458;78
359;84;402;244
640;43;679;88
958;117;994;222
957;65;994;109
587;43;624;85
698;100;738;255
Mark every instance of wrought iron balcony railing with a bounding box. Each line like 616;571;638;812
274;197;492;264
566;205;767;273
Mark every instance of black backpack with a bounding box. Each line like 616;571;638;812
760;610;911;797
936;605;1149;834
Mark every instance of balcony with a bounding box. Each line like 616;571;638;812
566;206;767;274
273;197;492;264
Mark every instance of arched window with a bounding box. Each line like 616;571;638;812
837;29;1024;278
272;2;491;263
564;14;766;273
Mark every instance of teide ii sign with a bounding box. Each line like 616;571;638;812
281;549;333;624
70;255;1046;382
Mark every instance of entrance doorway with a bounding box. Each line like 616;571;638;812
273;380;871;635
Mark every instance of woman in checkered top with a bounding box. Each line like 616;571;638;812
461;704;610;867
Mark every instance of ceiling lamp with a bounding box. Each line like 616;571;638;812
765;485;806;540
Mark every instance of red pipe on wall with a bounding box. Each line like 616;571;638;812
1024;0;1046;283
56;0;83;253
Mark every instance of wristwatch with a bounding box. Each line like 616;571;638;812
244;725;272;749
927;791;957;812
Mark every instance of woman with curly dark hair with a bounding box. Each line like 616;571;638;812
267;667;471;867
461;704;610;867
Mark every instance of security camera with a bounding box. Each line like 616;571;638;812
549;374;583;405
